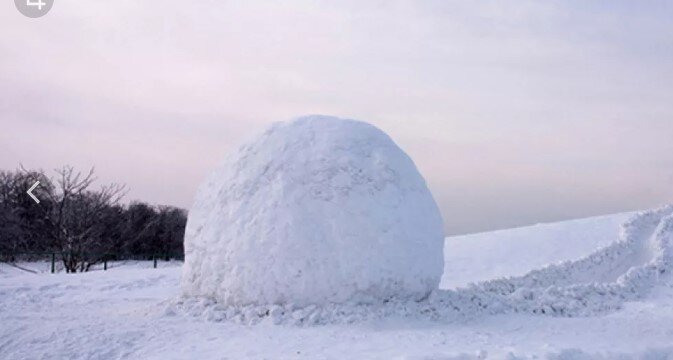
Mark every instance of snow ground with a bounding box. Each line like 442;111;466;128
441;212;635;289
2;211;673;359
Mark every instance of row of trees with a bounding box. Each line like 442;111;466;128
0;166;187;272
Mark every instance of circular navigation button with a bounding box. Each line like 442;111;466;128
15;0;54;18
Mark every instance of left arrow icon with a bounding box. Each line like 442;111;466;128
27;181;40;204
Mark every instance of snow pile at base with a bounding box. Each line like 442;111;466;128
172;205;673;325
182;115;445;306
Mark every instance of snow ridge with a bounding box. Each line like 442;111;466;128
169;205;673;325
450;205;673;316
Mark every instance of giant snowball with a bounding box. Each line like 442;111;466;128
182;115;444;306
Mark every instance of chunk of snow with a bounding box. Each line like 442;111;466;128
182;115;445;306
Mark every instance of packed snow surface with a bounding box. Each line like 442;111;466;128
4;209;673;359
182;115;445;306
441;212;635;288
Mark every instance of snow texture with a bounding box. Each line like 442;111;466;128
6;210;673;358
174;205;673;325
441;212;634;288
182;115;445;306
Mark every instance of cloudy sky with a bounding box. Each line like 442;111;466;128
2;1;673;234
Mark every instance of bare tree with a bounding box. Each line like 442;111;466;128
0;169;53;258
27;166;127;272
2;166;187;269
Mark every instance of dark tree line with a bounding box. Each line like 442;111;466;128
0;166;187;272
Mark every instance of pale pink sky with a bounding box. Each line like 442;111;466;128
2;1;673;234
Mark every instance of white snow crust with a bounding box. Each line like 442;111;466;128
5;208;673;358
441;212;634;288
182;115;445;306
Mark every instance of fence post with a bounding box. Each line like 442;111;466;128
104;257;107;271
51;253;55;274
153;254;157;269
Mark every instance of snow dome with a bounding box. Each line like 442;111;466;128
182;115;444;306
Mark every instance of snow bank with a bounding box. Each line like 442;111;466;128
461;205;673;316
441;212;634;288
182;115;445;306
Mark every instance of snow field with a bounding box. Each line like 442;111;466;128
457;205;673;316
4;210;673;358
